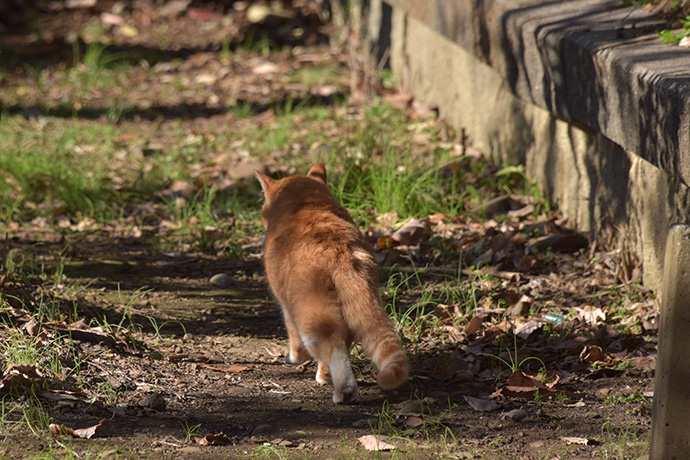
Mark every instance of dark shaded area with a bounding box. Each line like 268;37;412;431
0;0;329;70
2;92;346;123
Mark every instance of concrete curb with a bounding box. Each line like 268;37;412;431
363;0;690;291
377;0;690;185
650;224;690;458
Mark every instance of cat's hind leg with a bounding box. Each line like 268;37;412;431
282;309;310;364
300;321;357;404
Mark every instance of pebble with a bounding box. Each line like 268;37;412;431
210;273;232;288
351;418;376;428
137;393;166;412
252;424;273;437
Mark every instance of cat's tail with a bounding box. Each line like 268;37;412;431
333;250;410;390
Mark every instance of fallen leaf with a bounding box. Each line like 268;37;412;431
561;436;592;446
465;315;484;335
263;345;288;357
507;204;535;218
49;416;111;439
187;7;220;21
529;233;588;253
575;306;606;325
464;395;501;412
492;385;577;401
118;25;139;37
439;324;464;342
158;181;196;199
194;432;231;446
357;434;396;452
200;363;248;373
0;364;44;394
252;62;280;75
158;0;191;16
405;416;424;428
382;92;413;110
377;235;395;250
43;389;89;402
501;408;528;421
390;218;430;246
100;12;123;25
507;370;546;389
579;345;605;363
514;320;543;339
66;0;96;7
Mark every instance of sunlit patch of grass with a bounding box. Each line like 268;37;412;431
66;42;134;95
289;65;345;87
0;116;124;220
599;420;650;459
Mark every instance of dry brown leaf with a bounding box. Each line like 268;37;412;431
357;434;396;452
492;385;577;401
561;436;591;445
579;345;605;363
0;364;44;394
439;324;464;342
200;363;248;373
377;235;395;250
49;416;111;439
43;389;89;402
465;315;484;335
405;416;424;428
382;92;413;110
507;370;545;388
575;306;606;325
390;218;430;246
514;320;543;339
194;432;231;446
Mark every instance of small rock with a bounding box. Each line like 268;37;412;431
137;393;166;412
478;195;512;215
351;418;376;428
252;424;273;437
528;440;545;449
246;3;271;23
398;400;425;415
427;391;451;400
272;438;294;447
210;273;232;288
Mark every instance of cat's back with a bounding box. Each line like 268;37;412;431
263;177;368;277
265;176;357;240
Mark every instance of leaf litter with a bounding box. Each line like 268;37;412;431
0;0;657;458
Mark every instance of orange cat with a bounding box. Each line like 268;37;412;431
256;164;409;404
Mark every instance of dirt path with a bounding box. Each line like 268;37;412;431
0;2;655;459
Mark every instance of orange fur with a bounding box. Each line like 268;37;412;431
256;164;410;404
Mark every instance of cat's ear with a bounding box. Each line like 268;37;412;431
307;163;327;184
255;171;276;197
